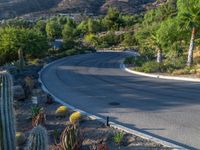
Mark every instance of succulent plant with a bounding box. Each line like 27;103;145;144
32;111;46;127
55;106;68;117
61;123;83;150
27;125;48;150
113;132;124;145
16;132;26;146
0;71;16;150
18;48;25;71
69;111;82;124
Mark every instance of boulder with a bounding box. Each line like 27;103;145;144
13;85;25;101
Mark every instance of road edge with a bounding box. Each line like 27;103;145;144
38;54;187;150
121;63;200;82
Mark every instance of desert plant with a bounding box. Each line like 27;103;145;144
55;106;68;117
24;76;34;91
0;71;16;150
32;111;46;127
18;48;25;71
61;123;83;150
31;106;46;127
53;129;60;145
113;132;124;145
27;125;48;150
69;111;82;124
16;132;26;146
31;106;43;118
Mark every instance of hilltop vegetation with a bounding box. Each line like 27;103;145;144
0;0;166;19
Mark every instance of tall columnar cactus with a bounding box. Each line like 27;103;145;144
18;48;25;71
27;125;48;150
0;71;16;150
61;123;83;150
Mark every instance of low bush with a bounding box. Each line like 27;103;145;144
172;69;190;75
124;56;145;66
135;61;164;73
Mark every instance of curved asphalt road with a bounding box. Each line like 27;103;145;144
41;52;200;149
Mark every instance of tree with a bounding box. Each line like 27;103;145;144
177;0;200;66
83;33;98;47
35;20;46;35
0;27;48;64
157;18;183;59
102;7;123;30
77;21;88;34
46;20;62;40
122;32;137;47
62;24;76;49
87;18;101;33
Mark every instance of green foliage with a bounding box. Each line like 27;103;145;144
31;106;43;119
97;31;121;48
77;21;88;34
102;7;124;30
113;132;124;145
87;18;101;33
143;0;177;26
62;24;77;50
83;33;98;47
0;27;48;65
177;0;200;30
0;71;16;150
34;20;47;35
0;18;34;28
46;20;62;40
124;56;144;67
135;61;164;73
122;32;137;47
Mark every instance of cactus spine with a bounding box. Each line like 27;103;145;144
27;125;48;150
61;123;82;150
18;48;25;71
0;71;16;150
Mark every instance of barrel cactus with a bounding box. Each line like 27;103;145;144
27;125;48;150
61;123;83;150
69;111;82;124
0;71;16;150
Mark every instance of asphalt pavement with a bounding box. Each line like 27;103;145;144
41;52;200;149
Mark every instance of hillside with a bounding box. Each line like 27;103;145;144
0;0;167;19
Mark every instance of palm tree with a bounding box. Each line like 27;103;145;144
178;0;200;66
145;32;163;63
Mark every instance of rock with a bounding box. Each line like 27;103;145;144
13;85;25;101
16;132;26;146
32;88;47;103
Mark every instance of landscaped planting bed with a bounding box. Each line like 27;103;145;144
2;57;171;150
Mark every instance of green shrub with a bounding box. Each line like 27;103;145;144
124;56;144;66
164;56;186;73
135;61;164;73
113;132;124;145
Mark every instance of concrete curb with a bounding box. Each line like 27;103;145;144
121;63;200;82
38;55;187;150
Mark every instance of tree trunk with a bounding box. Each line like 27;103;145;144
187;27;196;67
156;47;162;63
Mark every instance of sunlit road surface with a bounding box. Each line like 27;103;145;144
41;52;200;149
